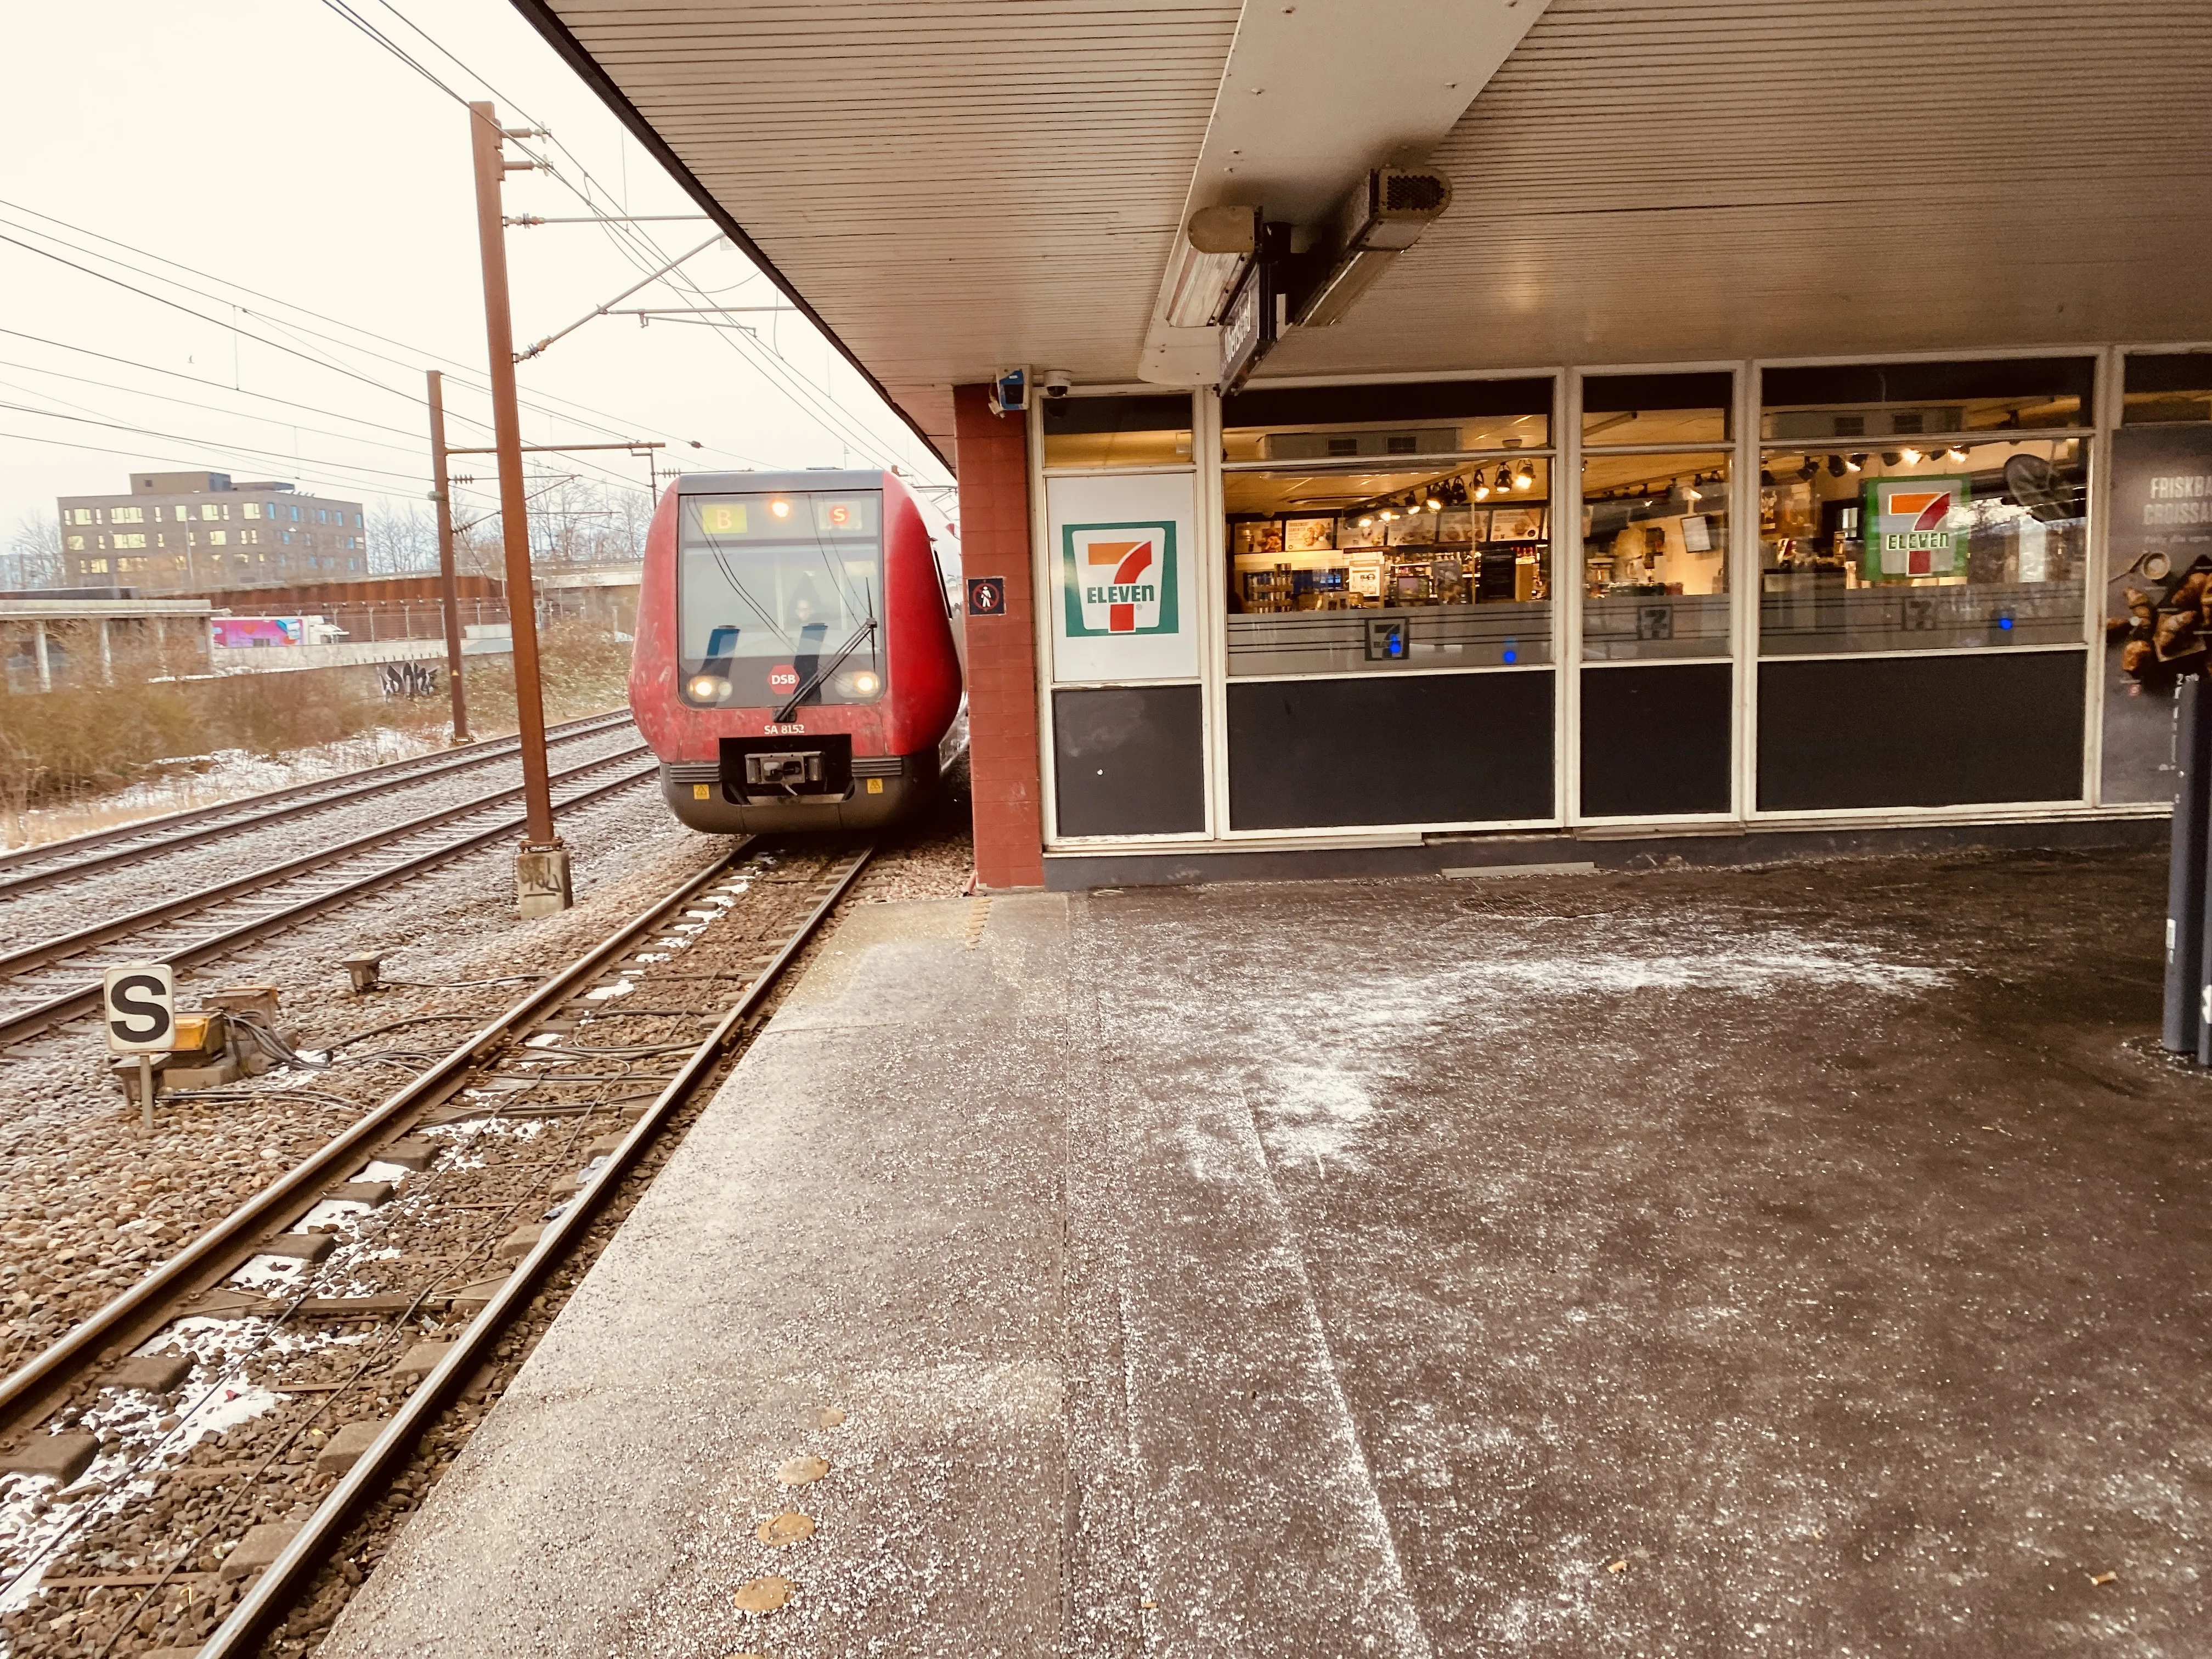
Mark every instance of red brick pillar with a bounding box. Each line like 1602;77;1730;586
953;383;1046;889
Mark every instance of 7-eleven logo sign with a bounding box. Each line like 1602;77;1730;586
1866;476;1968;578
1063;521;1177;636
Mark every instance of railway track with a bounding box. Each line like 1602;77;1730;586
0;710;635;901
0;740;659;1052
0;838;872;1657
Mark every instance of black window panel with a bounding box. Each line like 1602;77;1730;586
1054;685;1205;836
1039;394;1194;436
1757;652;2084;811
1582;663;1732;817
1762;359;2094;412
1583;372;1734;414
2126;352;2212;395
1228;672;1554;830
1222;378;1553;432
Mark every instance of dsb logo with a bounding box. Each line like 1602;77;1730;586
767;665;799;690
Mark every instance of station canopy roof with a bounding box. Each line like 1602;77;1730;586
512;0;2212;470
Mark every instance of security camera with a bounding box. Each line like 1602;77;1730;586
1041;370;1075;398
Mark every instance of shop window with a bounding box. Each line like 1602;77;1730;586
1759;358;2092;443
1756;437;2086;656
2123;352;2212;426
1224;456;1551;677
1040;394;1193;469
1583;372;1731;447
1222;377;1550;462
1581;452;1732;661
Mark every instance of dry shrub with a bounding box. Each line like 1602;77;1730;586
461;621;632;732
0;624;628;827
0;658;413;817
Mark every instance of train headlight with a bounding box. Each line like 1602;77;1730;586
836;669;882;698
687;674;730;703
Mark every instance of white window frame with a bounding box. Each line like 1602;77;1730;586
1029;345;2196;860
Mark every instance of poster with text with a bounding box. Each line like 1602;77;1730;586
1046;470;1199;682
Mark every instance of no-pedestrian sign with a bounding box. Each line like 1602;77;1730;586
966;576;1007;617
103;964;176;1054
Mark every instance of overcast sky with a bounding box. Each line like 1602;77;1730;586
0;0;947;549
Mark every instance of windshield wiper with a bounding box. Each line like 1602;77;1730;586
772;618;878;723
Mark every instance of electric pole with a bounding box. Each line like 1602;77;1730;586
425;369;472;743
469;99;568;918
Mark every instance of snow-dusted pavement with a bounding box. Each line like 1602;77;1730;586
321;847;2210;1658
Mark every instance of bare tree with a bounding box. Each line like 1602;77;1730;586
4;512;64;590
367;501;439;575
523;472;652;568
437;475;650;583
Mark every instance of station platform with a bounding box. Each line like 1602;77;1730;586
324;849;2212;1657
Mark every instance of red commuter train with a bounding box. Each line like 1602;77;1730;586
629;469;962;833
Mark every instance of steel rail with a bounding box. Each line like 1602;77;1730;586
201;843;872;1659
0;842;761;1441
0;755;658;1051
0;709;631;880
0;743;651;981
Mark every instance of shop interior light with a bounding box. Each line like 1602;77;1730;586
1514;462;1534;489
1847;453;1866;471
1494;464;1515;493
1759;468;1776;487
1357;515;1374;528
1899;447;1922;464
1380;507;1397;521
1474;480;1492;500
1882;450;1903;466
1826;454;1848;477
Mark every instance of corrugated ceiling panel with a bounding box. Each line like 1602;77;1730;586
546;1;1242;450
540;1;2212;443
1262;0;2212;377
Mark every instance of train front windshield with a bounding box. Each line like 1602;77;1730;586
678;490;884;708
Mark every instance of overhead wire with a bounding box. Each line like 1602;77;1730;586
0;199;761;481
0;209;661;497
0;328;450;448
0;400;437;487
0;230;437;413
321;0;935;479
0;360;436;460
